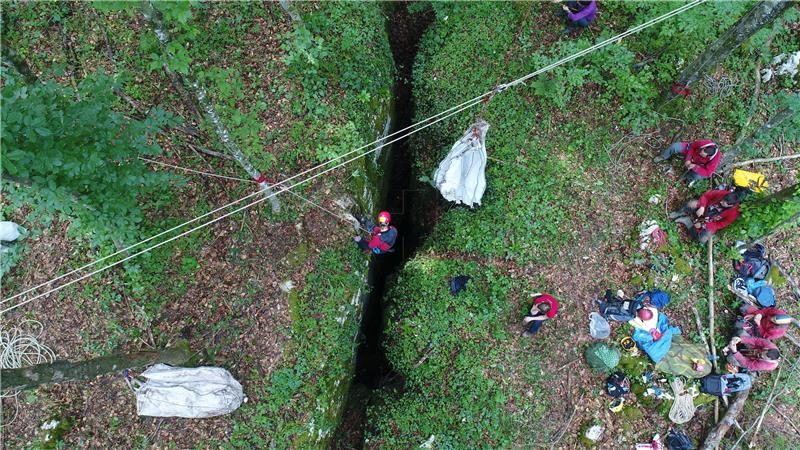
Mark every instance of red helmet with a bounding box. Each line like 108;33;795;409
377;211;391;225
638;308;653;321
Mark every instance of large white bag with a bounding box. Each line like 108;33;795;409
129;364;245;418
432;120;489;207
0;222;21;242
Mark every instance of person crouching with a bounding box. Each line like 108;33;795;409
669;189;741;244
521;293;559;338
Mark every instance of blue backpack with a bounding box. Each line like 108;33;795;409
752;285;776;307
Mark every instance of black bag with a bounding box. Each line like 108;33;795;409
606;372;630;398
449;275;471;295
667;429;695;450
597;290;641;322
700;373;752;397
732;244;770;281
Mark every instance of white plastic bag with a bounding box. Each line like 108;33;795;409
129;364;245;418
589;312;610;339
0;222;21;242
432;120;488;207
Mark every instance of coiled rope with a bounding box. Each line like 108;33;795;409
668;378;696;424
1;320;56;424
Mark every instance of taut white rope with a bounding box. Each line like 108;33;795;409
3;0;706;312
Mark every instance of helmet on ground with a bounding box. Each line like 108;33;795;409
638;308;653;321
772;314;792;325
377;211;391;225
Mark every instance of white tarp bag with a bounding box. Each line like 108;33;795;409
0;222;21;242
432;119;489;207
128;364;245;418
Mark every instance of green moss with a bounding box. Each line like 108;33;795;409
40;416;75;449
619;405;644;433
767;266;786;287
618;353;651;380
284;242;311;271
674;257;692;276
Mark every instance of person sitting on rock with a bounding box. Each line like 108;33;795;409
521;293;559;338
555;0;597;34
724;335;780;373
655;139;721;186
353;211;397;255
669;189;741;244
736;304;794;341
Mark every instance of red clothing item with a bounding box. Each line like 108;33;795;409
743;306;789;340
696;189;740;233
681;140;721;177
533;294;559;319
733;336;779;372
367;226;397;252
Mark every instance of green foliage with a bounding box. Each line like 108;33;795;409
1;72;180;244
731;185;800;240
618;352;651;380
229;246;366;447
366;256;550;448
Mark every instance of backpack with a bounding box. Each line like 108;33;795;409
733;169;768;193
732;246;770;281
666;429;695;450
606;372;630;398
700;373;752;397
449;275;471;295
585;343;621;372
751;285;776;308
597;290;642;322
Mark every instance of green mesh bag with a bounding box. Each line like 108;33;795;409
585;342;621;372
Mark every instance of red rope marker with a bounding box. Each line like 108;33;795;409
671;83;691;96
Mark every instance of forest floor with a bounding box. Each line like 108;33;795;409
2;2;798;449
2;2;384;447
365;2;799;448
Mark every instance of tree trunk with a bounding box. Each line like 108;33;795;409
755;182;799;206
278;0;303;24
141;2;281;212
720;107;798;171
1;344;192;391
664;0;792;101
700;386;752;450
191;81;282;212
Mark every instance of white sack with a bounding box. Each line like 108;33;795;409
0;222;21;242
432;119;489;207
133;364;245;418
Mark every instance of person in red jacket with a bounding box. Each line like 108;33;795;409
736;305;794;341
655;140;721;186
521;293;559;337
353;211;397;255
724;335;780;372
669;189;741;243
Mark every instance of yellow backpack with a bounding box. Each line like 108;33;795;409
733;169;768;193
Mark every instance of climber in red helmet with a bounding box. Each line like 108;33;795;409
353;211;397;254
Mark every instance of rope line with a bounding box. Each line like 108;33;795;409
2;97;483;314
138;157;253;182
3;0;704;312
282;189;371;233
